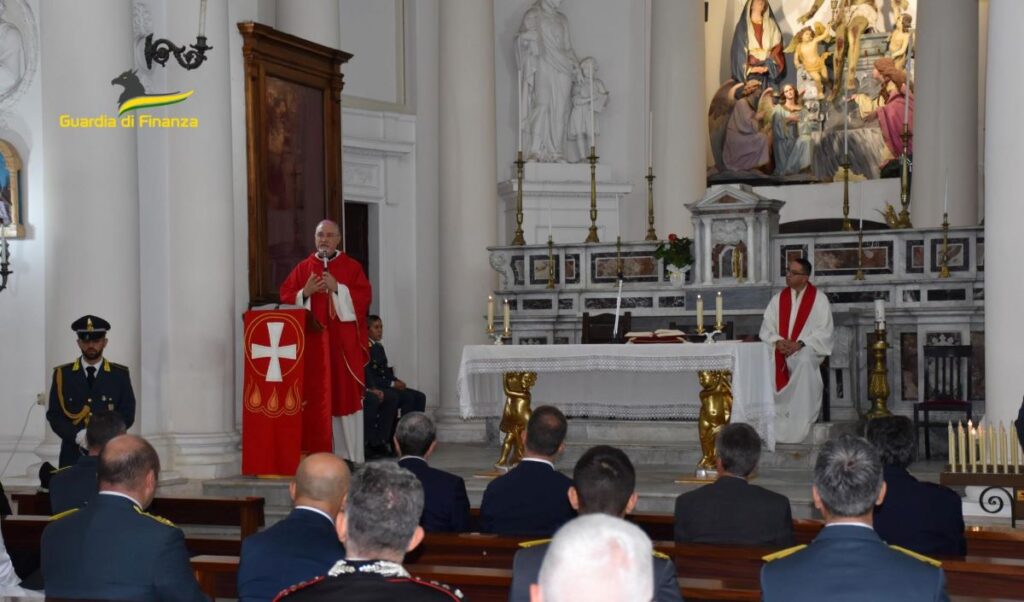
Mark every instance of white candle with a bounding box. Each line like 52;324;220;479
715;291;723;329
843;98;849;158
503;299;510;334
874;300;885;324
198;0;208;38
517;68;523;153
958;421;966;473
696;294;704;330
1013;421;1020;473
979;423;987;472
943;170;949;215
969;420;976;472
989;419;997;472
647;111;653;167
589;61;595;145
613;279;623;339
948;422;955;470
547;203;553;239
487;295;494;330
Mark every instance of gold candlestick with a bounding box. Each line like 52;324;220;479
546;235;556;289
841;159;853;231
865;326;892;418
511;150;526;246
938;212;951;278
854;226;865;280
585;145;600;243
894;125;914;228
644;166;658;241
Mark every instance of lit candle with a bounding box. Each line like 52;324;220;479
903;53;911;127
503;299;510;335
517;68;523;153
969;421;976;473
589;61;595;147
874;300;885;330
715;291;723;329
1012;421;1020;473
487;295;494;331
548;203;553;239
948;421;955;471
1000;422;1008;473
198;0;208;38
647;111;653;167
979;423;987;472
957;421;966;473
843;95;849;158
696;294;704;331
943;170;949;215
989;419;997;473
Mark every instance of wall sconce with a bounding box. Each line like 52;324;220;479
144;0;213;70
0;229;11;294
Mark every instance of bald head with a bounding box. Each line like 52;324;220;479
98;434;160;507
292;453;351;518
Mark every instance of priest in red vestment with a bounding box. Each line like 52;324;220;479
759;258;833;444
280;220;372;462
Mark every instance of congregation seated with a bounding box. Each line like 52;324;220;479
480;406;576;537
278;461;462;601
394;412;470;533
49;410;126;515
674;422;794;547
534;514;654;602
866;415;966;557
760;434;950;602
237;453;349;602
41;434;206;601
509;445;682;602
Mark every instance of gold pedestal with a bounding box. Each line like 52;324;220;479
866;327;893;419
681;370;733;482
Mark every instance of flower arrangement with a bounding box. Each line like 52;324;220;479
654;233;693;269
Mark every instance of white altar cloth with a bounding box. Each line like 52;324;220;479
457;341;776;449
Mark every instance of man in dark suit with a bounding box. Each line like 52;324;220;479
367;315;427;417
761;434;950;602
674;422;794;547
278;462;462;601
394;412;470;532
49;410;126;514
40;434;206;601
510;445;682;602
46;315;136;467
238;453;350;601
480;405;575;537
867;416;966;556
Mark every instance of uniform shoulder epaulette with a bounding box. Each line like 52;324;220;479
410;576;465;600
50;465;72;475
50;507;79;521
889;544;942;567
762;544;807;562
133;505;176;528
518;538;552;548
54;363;74;372
272;575;325;601
652;549;670;560
109;362;129;371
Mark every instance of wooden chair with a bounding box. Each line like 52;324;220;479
581;312;631;344
914;344;973;459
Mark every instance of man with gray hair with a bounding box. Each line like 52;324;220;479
395;412;470;532
531;514;654;602
761;434;949;602
279;461;463;601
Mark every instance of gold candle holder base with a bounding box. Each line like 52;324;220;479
584;146;600;243
511;151;526;246
865;327;892;419
644;167;657;241
841;159;853;231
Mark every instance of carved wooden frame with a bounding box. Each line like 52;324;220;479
238;22;352;304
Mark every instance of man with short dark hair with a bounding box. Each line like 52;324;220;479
41;434;206;601
49;410;126;514
367;314;427;417
279;462;462;601
867;416;966;556
761;434;949;601
510;445;682;602
395;413;470;532
238;453;350;601
674;422;793;547
480;405;575;537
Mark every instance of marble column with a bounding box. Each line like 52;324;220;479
40;0;140;461
912;0;978;227
436;0;497;441
650;0;705;238
983;0;1023;427
276;0;340;49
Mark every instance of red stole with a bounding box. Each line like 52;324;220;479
774;283;817;391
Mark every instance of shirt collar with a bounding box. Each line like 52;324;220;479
399;455;426;463
294;505;335;525
520;457;555;469
99;490;143;507
80;355;103;369
824;521;874;530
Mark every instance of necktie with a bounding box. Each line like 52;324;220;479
86;366;96;388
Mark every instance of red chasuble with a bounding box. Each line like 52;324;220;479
774;283;817;391
280;252;372;454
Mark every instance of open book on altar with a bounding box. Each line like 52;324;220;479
625;329;687;344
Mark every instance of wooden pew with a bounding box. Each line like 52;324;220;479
12;492;265;539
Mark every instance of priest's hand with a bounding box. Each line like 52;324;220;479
302;274;327;297
777;339;799;357
323;272;339;293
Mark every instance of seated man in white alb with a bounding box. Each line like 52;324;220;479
759;258;833;443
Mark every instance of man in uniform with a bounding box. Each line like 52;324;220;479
48;410;126;514
759;258;833;443
760;434;949;601
40;434;206;601
277;461;463;601
46;315;136;467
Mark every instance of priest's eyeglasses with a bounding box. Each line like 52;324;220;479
785;269;808;277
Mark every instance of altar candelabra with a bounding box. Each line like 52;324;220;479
865;325;892;418
546;236;556;289
893;125;914;228
854;226;865;281
841;159;853;231
511;150;526;246
938;212;951;278
585;146;600;243
645;167;657;241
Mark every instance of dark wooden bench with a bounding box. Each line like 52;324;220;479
12;492;265;539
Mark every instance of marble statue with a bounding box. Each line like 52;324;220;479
517;0;578;163
0;0;24;95
567;56;608;162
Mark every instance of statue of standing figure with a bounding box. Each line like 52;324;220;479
567;57;608;162
517;0;578;163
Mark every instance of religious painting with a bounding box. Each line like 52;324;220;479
813;240;893;276
905;240;924;273
529;255;560;285
900;332;918;401
929;237;968;273
970;331;984;401
591;252;659;284
240;23;351;304
707;0;918;186
0;140;23;238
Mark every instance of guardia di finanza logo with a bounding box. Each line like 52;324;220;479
59;69;198;129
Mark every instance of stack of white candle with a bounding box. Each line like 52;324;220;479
948;419;1020;474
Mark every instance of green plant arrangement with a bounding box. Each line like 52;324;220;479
653;233;693;269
